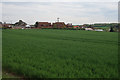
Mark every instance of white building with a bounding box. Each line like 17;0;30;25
85;28;93;31
25;25;31;29
94;29;103;32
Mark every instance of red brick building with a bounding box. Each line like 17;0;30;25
73;26;79;29
37;22;52;28
3;24;12;29
52;22;66;28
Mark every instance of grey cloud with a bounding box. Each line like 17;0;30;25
2;2;118;25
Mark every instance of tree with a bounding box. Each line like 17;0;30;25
15;20;27;26
35;22;38;28
110;26;114;32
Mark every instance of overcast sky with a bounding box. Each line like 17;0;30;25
1;2;118;25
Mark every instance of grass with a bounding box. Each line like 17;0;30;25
2;29;118;78
94;27;109;29
0;29;2;80
2;71;19;78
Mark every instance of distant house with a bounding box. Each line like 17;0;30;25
0;24;2;27
12;25;25;29
73;26;79;29
87;25;94;29
15;20;27;26
3;23;13;29
52;22;66;28
13;20;27;29
25;25;31;29
94;29;103;31
81;26;86;28
66;23;73;28
13;27;23;29
0;22;2;28
85;28;93;31
37;22;52;28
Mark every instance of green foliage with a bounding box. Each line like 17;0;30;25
110;27;114;32
2;29;118;78
35;22;38;28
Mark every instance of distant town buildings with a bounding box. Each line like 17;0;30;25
1;18;119;32
37;22;52;28
2;23;13;29
0;22;2;28
53;22;66;28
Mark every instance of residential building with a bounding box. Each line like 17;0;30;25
85;28;93;31
52;22;66;28
37;22;52;28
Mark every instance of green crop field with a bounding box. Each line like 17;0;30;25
2;29;118;78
